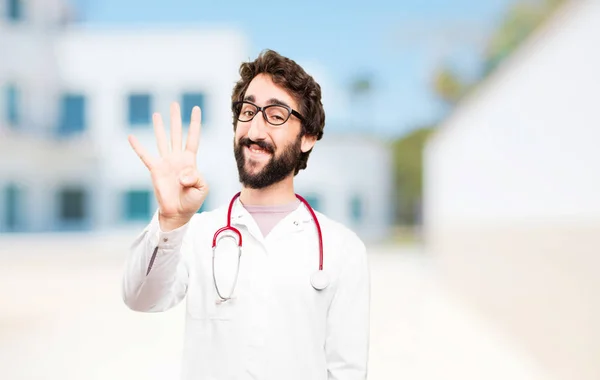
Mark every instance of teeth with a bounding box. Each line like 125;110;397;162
250;147;268;154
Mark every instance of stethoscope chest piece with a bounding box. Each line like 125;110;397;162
310;270;330;290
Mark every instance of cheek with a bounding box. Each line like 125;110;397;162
278;125;302;148
271;132;291;150
234;122;247;139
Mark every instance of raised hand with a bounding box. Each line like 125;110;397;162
128;102;208;232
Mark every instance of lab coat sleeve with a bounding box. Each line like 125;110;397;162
326;236;371;380
122;209;192;312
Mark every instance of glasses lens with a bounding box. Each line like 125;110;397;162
236;102;258;122
265;105;290;125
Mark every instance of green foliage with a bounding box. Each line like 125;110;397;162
431;0;567;104
392;0;567;225
392;126;435;225
432;65;468;106
483;0;567;75
350;76;372;95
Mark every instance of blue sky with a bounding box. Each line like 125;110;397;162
73;0;516;138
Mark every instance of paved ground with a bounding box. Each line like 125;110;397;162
0;233;547;379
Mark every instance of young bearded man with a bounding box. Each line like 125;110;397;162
123;49;370;380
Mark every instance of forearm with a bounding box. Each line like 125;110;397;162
122;210;191;312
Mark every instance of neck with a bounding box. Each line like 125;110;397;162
240;175;297;206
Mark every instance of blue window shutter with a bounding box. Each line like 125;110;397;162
4;184;21;231
181;93;205;124
350;195;363;223
302;194;321;212
6;85;19;126
59;94;86;135
8;0;23;21
124;190;151;221
59;188;87;221
57;187;89;231
128;94;151;126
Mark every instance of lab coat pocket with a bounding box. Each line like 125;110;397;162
186;237;239;321
207;236;243;321
209;297;238;321
186;271;239;321
186;274;212;320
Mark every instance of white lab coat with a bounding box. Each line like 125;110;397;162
122;197;370;380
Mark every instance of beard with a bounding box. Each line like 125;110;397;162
234;134;302;189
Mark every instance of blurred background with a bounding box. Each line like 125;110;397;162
1;0;599;379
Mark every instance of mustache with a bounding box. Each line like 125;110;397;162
238;137;275;154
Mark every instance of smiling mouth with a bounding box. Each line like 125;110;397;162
246;144;272;156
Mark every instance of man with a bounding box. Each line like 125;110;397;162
122;49;370;380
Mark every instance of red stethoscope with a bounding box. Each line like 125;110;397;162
211;192;329;303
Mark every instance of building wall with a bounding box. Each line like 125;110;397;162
0;0;69;136
0;7;392;242
424;1;600;379
53;28;248;230
295;134;393;243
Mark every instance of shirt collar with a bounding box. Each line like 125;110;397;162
229;197;315;230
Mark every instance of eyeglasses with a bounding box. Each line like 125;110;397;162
232;101;304;126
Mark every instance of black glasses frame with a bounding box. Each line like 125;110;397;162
232;101;304;126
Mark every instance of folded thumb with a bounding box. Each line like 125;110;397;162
180;174;198;187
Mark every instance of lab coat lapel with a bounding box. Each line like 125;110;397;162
265;202;315;240
229;198;266;244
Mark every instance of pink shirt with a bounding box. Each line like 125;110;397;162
243;199;301;237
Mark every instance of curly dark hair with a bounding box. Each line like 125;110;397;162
231;49;325;175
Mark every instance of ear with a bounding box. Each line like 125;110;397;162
301;134;317;153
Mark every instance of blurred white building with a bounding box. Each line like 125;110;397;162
424;1;600;379
0;0;392;242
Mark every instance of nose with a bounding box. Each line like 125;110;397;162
247;111;268;141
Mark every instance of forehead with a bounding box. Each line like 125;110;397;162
244;73;298;109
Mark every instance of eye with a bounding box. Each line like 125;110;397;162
266;106;288;122
240;103;256;118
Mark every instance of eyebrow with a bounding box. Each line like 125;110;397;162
243;95;293;109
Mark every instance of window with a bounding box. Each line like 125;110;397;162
7;0;23;22
302;193;321;212
58;94;86;135
124;190;151;221
350;195;363;223
58;188;87;223
128;94;151;126
4;183;21;231
5;84;19;126
181;92;205;124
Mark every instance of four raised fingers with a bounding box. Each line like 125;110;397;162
130;102;202;167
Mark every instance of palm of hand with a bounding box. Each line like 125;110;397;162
128;102;208;227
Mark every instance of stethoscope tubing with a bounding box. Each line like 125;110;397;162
212;192;327;302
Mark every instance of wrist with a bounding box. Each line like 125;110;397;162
158;213;192;232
